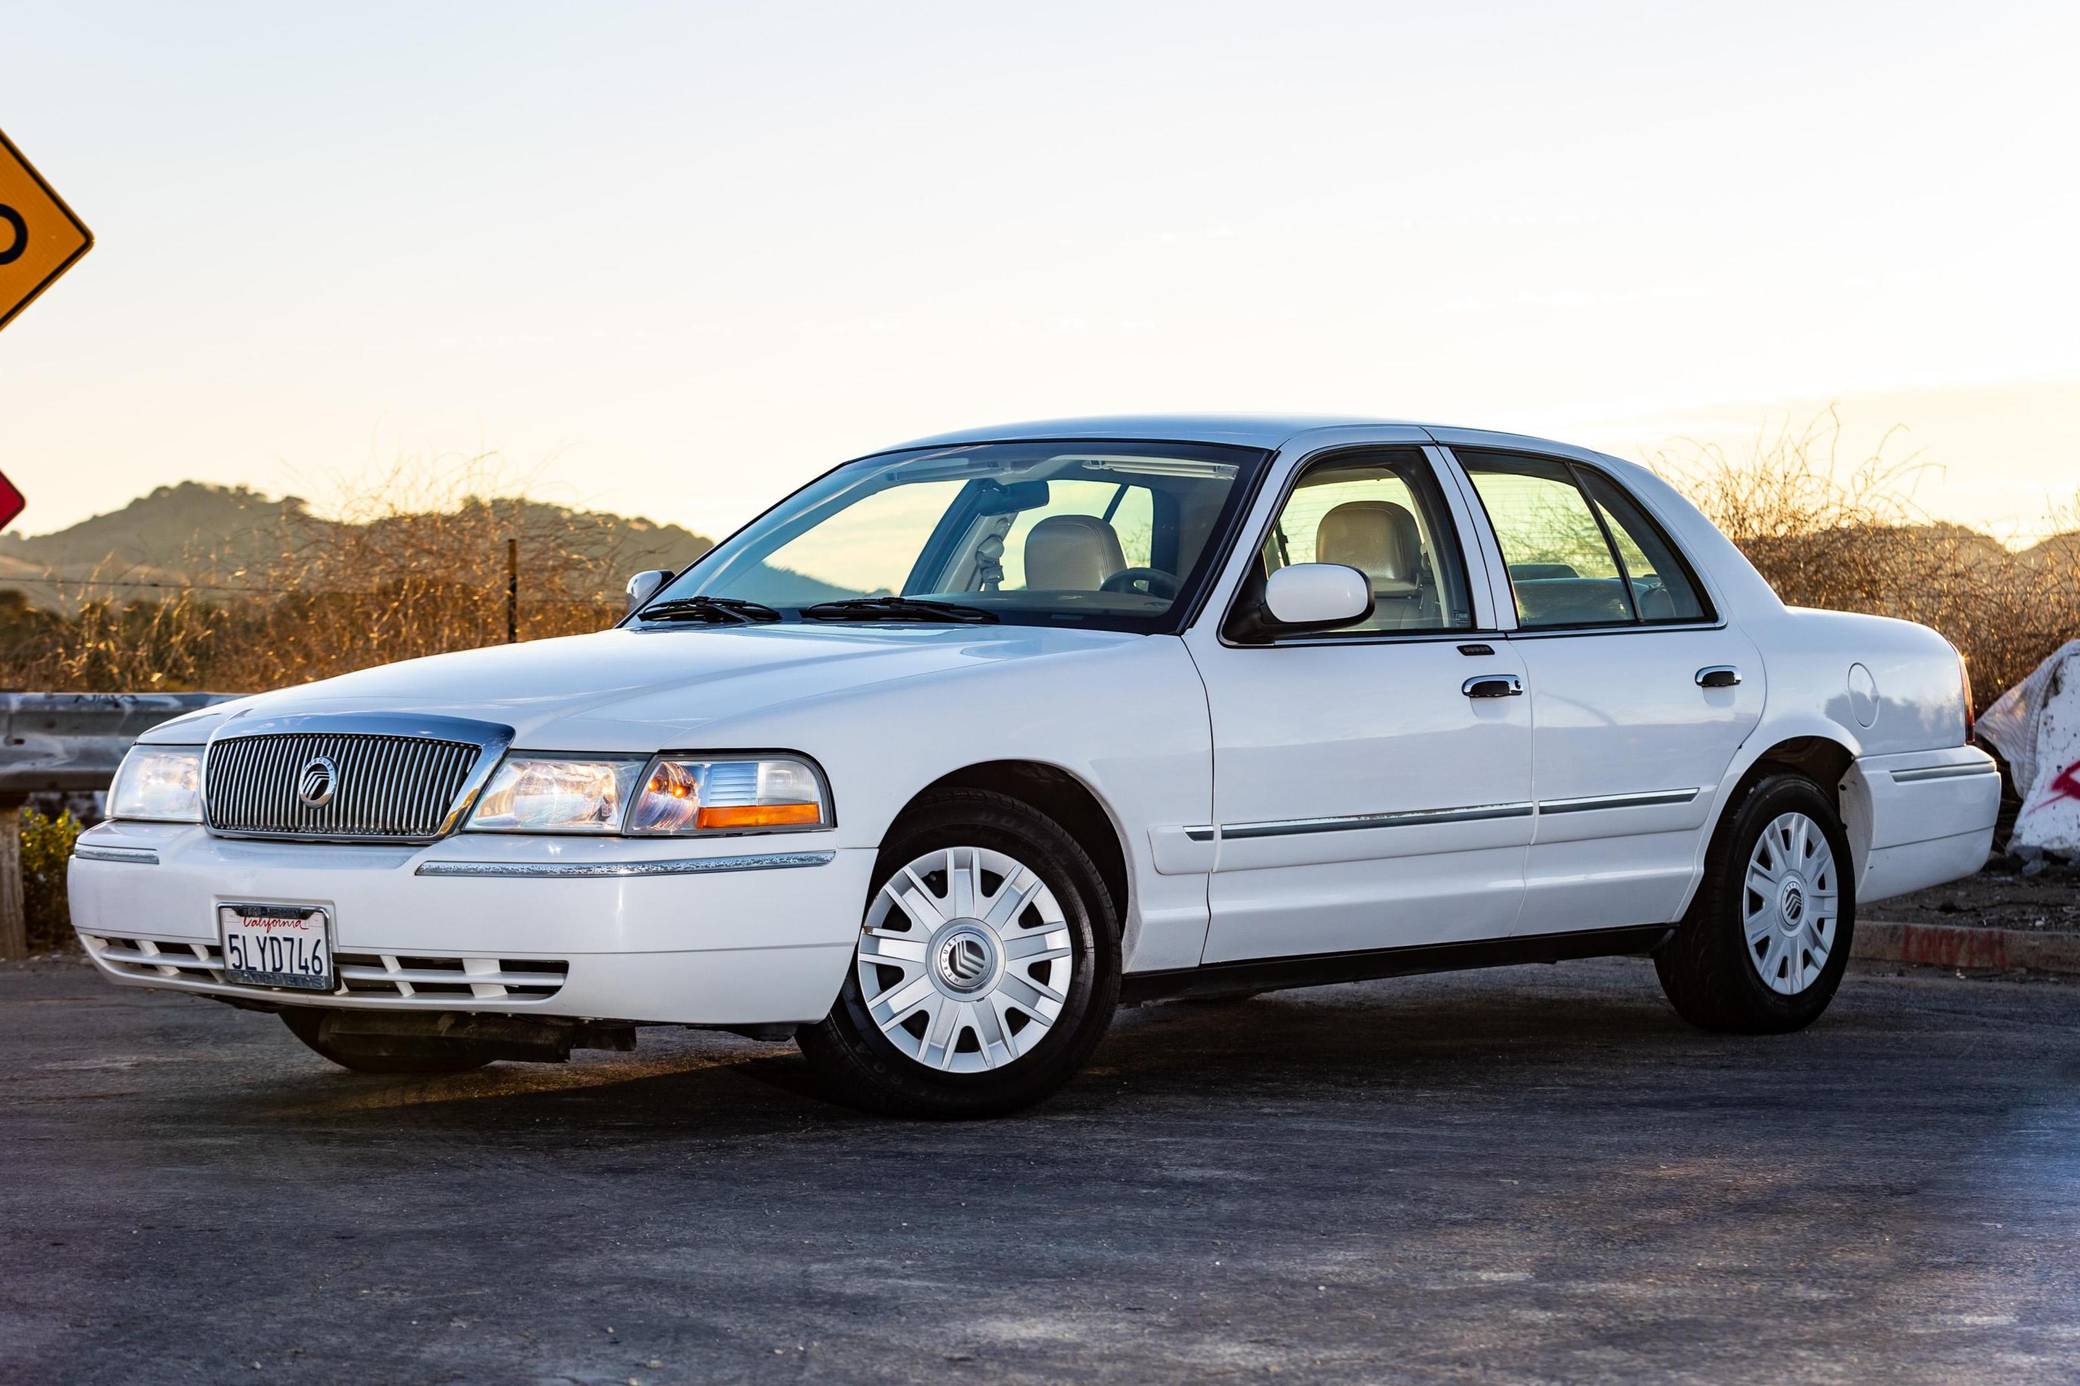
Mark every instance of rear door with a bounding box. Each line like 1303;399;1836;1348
1183;434;1534;963
1441;440;1763;933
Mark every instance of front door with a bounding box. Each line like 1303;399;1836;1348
1448;444;1765;933
1184;440;1534;963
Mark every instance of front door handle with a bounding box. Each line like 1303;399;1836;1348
1462;674;1524;699
1695;665;1741;689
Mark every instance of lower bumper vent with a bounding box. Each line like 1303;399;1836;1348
81;934;568;1002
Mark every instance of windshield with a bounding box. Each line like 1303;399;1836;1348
644;439;1270;632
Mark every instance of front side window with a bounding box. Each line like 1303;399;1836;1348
651;439;1268;633
1256;448;1473;635
1458;450;1709;628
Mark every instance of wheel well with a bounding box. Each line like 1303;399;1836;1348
1736;735;1865;874
1747;736;1855;795
898;762;1129;922
1676;735;1864;922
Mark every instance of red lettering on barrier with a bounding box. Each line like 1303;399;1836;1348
2028;760;2080;817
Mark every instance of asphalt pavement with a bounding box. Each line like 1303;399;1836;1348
3;955;2077;1384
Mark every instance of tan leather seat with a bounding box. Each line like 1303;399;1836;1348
1315;500;1421;596
1024;514;1126;590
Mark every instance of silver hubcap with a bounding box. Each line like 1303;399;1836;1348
854;846;1075;1073
1745;811;1839;995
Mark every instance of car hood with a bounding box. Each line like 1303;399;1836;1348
147;623;1145;751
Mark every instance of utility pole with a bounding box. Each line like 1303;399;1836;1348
506;537;518;643
0;796;24;961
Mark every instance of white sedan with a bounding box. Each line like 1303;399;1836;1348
71;416;1999;1115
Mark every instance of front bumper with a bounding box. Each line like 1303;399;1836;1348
67;822;877;1025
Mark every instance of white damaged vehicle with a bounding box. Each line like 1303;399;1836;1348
71;417;2000;1115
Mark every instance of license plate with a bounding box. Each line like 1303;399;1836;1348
218;904;334;991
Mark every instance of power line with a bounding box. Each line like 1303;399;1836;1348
0;572;611;607
0;574;296;595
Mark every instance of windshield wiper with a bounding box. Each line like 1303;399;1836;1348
800;596;999;624
637;596;783;625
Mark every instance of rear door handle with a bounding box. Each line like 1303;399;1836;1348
1462;674;1524;699
1695;665;1741;689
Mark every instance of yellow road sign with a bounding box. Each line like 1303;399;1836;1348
0;127;93;334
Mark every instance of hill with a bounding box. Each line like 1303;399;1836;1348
0;482;717;612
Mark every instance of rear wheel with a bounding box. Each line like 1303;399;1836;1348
279;1008;493;1075
1655;772;1856;1033
798;789;1121;1117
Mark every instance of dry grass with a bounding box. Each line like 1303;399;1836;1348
1656;410;2080;697
0;460;627;693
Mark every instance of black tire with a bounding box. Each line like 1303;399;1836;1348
798;788;1121;1118
280;1008;493;1076
1655;772;1857;1033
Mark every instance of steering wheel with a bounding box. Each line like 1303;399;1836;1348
1099;567;1181;599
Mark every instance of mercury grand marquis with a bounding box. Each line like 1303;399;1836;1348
71;416;2001;1115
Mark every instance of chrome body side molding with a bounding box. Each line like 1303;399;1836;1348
1220;802;1536;840
1184;788;1700;842
1537;788;1700;815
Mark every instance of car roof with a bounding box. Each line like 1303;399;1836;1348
878;413;1620;464
882;414;1415;451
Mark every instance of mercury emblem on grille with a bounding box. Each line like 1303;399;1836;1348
296;755;339;808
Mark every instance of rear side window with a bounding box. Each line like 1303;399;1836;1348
1458;450;1709;628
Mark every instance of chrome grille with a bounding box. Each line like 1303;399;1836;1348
205;732;483;842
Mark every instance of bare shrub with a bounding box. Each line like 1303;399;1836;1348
25;568;238;691
1656;410;2080;697
243;457;624;685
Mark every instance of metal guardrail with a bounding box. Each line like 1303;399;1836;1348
0;692;236;796
0;693;239;960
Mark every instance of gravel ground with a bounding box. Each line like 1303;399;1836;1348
4;952;2078;1385
1877;856;2080;932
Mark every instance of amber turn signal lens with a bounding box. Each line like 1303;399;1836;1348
693;802;822;830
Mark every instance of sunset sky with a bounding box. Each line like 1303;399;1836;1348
3;0;2075;546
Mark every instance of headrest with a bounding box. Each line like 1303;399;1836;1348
1024;514;1127;590
1316;500;1421;594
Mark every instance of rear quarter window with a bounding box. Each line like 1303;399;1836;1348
1457;449;1712;628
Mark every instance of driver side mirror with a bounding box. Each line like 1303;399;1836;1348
1258;563;1373;634
624;569;672;615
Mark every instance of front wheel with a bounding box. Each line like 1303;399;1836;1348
1655;772;1856;1033
798;789;1121;1117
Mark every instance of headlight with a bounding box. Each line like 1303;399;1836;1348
627;756;830;835
466;756;646;833
109;745;204;823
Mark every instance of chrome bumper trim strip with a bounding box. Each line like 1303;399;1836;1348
75;845;161;865
1890;764;2000;784
415;850;837;879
